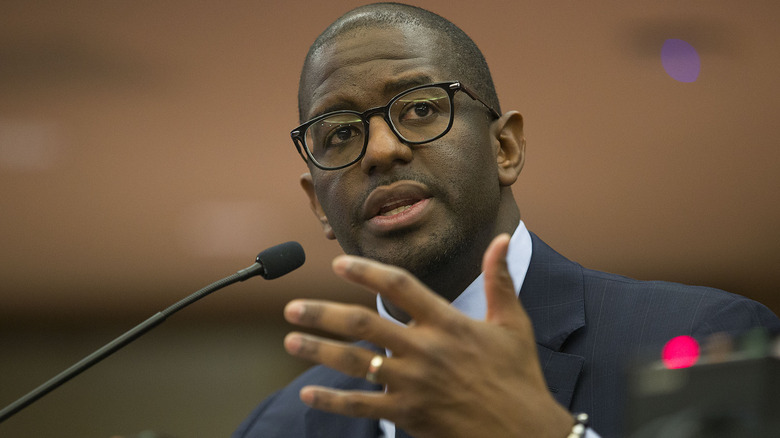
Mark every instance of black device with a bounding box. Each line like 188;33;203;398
626;338;779;437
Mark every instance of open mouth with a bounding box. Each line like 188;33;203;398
377;198;422;217
362;181;433;231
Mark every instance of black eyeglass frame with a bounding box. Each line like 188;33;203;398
290;81;501;170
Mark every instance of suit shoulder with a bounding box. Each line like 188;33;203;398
579;267;780;336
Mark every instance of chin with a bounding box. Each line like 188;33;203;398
363;228;469;277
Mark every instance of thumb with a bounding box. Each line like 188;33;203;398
483;233;521;324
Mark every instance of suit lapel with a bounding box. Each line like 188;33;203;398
521;233;586;408
535;344;585;408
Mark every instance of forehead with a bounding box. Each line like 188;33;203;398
300;25;452;120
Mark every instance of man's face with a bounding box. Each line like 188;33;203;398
299;26;504;281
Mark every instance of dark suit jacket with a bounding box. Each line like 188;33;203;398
233;233;780;438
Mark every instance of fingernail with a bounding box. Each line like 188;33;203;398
284;333;301;354
285;301;305;322
299;387;315;406
332;255;351;274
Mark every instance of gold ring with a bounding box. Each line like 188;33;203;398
365;355;384;383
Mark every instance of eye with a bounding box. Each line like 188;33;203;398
411;101;433;118
324;124;361;148
398;98;440;123
393;87;452;128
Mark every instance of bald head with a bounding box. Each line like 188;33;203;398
297;2;501;122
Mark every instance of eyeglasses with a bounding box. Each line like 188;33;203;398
291;81;500;170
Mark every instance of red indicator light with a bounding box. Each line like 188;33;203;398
662;335;700;369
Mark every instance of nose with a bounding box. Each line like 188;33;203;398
359;115;413;174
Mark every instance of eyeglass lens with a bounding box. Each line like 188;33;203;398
304;85;452;168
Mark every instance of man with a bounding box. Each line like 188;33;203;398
234;4;779;438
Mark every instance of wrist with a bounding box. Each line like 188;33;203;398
566;413;589;438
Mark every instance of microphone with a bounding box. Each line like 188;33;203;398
0;241;305;423
241;241;306;280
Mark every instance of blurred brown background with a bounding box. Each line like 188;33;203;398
1;1;778;436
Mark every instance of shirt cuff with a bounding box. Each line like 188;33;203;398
585;428;601;438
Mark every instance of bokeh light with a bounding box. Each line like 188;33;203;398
661;39;701;82
662;335;700;369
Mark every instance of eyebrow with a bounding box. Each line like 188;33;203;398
310;75;436;120
382;75;434;95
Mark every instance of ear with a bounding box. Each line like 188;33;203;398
492;111;526;186
300;172;336;240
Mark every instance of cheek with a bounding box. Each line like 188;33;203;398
314;176;339;212
438;131;498;186
313;172;358;223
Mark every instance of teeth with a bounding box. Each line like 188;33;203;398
380;204;412;216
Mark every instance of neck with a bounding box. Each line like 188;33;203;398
383;195;521;323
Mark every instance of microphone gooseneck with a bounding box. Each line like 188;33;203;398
165;241;305;316
0;241;305;423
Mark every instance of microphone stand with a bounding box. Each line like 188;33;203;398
0;241;304;423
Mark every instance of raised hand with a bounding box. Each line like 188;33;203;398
283;234;573;438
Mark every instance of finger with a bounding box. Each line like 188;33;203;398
299;386;399;420
284;332;393;383
331;255;454;323
284;300;410;352
482;233;522;324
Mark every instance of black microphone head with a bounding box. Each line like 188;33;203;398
256;241;305;279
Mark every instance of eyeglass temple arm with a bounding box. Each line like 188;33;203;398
456;82;501;119
291;132;309;163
